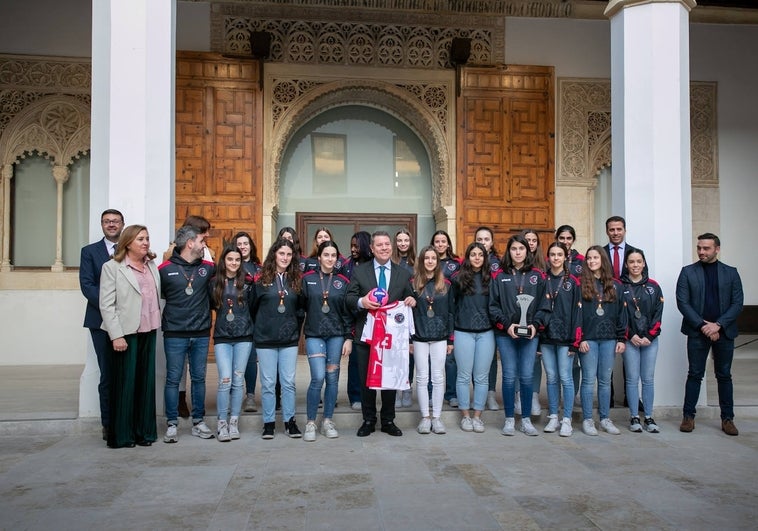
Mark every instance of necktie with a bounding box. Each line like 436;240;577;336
613;245;621;278
378;265;387;290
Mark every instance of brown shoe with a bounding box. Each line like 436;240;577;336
680;416;695;432
178;391;190;418
722;419;739;436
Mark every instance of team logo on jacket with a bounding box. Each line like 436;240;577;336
563;281;572;291
575;265;583;274
298;262;306;272
490;263;499;272
646;286;655;295
446;262;457;272
529;274;538;285
394;313;406;324
198;268;207;277
333;279;344;290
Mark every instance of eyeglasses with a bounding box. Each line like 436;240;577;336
102;219;123;225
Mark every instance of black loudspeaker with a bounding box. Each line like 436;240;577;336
450;37;471;66
250;31;272;59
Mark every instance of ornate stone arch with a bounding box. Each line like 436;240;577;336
264;70;454;241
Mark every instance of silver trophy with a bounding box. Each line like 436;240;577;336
515;294;535;338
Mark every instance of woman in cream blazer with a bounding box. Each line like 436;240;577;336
100;224;161;448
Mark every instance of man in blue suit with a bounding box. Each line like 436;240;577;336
676;233;743;436
79;209;124;439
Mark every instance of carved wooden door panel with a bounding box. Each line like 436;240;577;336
175;52;263;257
456;65;555;255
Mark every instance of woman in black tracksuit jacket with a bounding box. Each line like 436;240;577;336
539;242;583;437
252;238;304;440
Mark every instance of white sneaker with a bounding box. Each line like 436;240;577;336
304;421;317;442
460;416;474;432
629;416;642;433
486;390;500;411
531;392;542;416
582;419;598;436
501;417;516;436
217;420;231;442
229;417;240;440
520;417;538;436
559;417;573;437
242;393;257;412
600;418;621;435
472;417;485;433
514;392;522;415
321;419;339;439
351;401;362;411
163;424;178;443
544;415;559;433
644;417;660;434
417;417;432;434
192;421;214;439
402;389;413;408
431;418;446;434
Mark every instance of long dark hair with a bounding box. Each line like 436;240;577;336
457;242;490;295
430;230;458;260
259;238;302;293
232;231;260;264
581;245;616;302
503;234;535;272
277;226;302;257
475;225;498;259
351;231;373;263
546;241;571;286
392;228;416;267
519;228;546;271
212;246;247;307
309;226;334;258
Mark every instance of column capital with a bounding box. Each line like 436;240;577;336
52;164;70;184
605;0;697;18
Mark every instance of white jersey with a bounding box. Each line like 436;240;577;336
361;301;415;390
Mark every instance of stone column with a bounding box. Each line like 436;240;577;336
51;165;70;272
606;0;697;410
82;0;176;420
0;164;12;272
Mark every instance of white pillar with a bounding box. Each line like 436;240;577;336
606;0;696;410
83;0;176;419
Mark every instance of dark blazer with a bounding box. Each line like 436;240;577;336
80;238;113;329
346;260;413;340
603;242;642;279
676;261;744;340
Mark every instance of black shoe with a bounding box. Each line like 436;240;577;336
136;440;153;447
262;422;275;439
380;422;403;436
357;421;376;437
285;416;302;438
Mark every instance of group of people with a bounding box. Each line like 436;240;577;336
80;210;744;448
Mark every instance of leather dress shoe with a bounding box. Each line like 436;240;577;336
380;422;403;436
136;440;153;447
357;421;376;437
680;416;695;432
722;418;739;436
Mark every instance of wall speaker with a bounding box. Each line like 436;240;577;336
250;31;272;59
450;37;471;66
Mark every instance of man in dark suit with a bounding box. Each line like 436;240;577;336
603;215;643;279
79;209;124;439
346;230;415;437
676;232;743;436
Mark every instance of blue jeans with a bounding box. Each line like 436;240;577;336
215;341;252;420
258;346;298;423
540;343;575;419
497;335;539;417
683;334;734;420
164;336;210;424
244;343;258;395
445;352;457;401
623;338;658;418
306;337;343;420
579;340;615;421
454;330;495;411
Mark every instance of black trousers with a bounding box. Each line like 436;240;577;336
89;327;111;427
354;342;396;425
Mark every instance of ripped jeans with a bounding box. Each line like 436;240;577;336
215;341;252;420
306;336;344;420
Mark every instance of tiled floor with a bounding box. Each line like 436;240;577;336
0;336;756;529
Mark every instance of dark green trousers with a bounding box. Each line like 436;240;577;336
107;331;157;448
